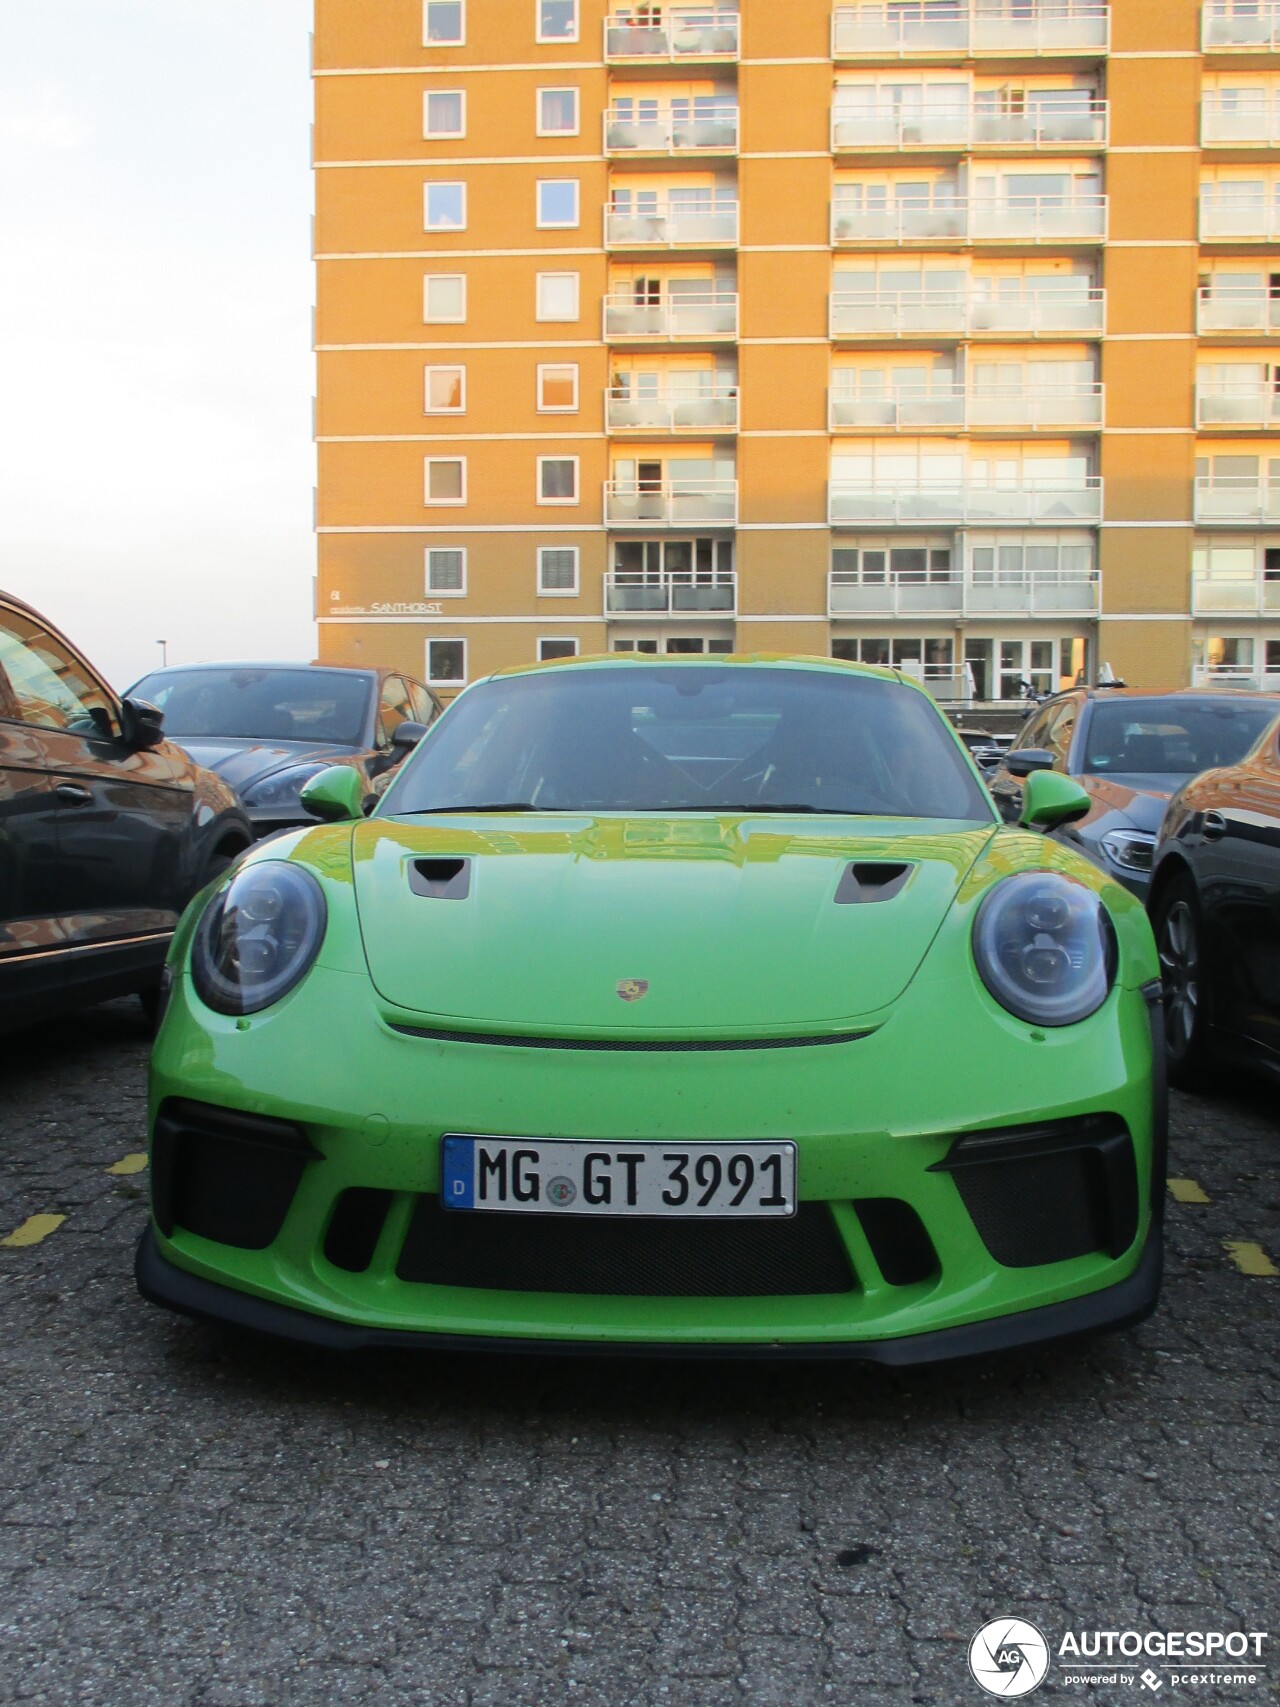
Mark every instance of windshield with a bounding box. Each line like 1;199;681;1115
1082;696;1278;776
130;668;372;746
381;664;993;820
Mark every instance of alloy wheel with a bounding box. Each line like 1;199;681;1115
1159;899;1199;1058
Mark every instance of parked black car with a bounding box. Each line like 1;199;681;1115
1149;714;1280;1087
986;687;1280;897
0;592;252;1031
126;662;442;838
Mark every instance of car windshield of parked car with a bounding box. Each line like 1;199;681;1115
1082;696;1279;776
381;665;993;819
129;668;371;746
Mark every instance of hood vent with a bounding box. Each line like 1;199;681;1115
834;862;913;906
408;857;471;900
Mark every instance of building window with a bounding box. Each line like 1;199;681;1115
537;364;579;412
426;548;467;595
536;272;579;322
423;273;466;323
424;0;464;44
538;88;580;136
424;90;466;138
538;638;579;661
537;0;578;42
538;545;579;594
538;457;579;504
537;179;580;230
424;366;466;413
425;457;466;504
428;639;466;685
424;182;466;231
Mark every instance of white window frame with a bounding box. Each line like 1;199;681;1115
536;179;580;231
425;546;468;597
424;181;467;232
424;456;468;506
423;0;465;46
427;638;468;687
423;273;467;324
536;271;580;322
536;363;579;413
537;87;580;137
536;0;579;43
423;89;467;139
538;544;580;596
537;456;580;506
538;637;580;661
424;365;467;415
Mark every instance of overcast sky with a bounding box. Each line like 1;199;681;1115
0;0;314;690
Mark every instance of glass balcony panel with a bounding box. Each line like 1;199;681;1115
967;386;1104;429
970;196;1106;242
606;572;737;615
605;10;740;61
832;106;970;150
1202;2;1280;48
606;107;738;153
1197;290;1271;333
1192;571;1262;613
971;1;1108;52
1199;196;1278;241
606;202;740;247
1196;384;1280;427
1194;477;1280;522
832;5;968;56
606;481;739;526
1202;96;1280;146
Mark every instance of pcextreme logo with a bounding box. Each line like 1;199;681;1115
969;1620;1271;1696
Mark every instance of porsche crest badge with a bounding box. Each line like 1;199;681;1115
616;979;649;1002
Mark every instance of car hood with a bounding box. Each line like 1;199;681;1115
174;737;357;794
1075;773;1184;834
351;815;997;1036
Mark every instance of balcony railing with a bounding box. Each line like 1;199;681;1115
831;99;1107;153
1192;569;1280;614
1195;382;1280;428
1203;1;1280;50
829;568;1100;617
829;382;965;430
1195;475;1280;523
832;1;1109;58
831;192;1107;245
970;193;1107;242
1192;665;1280;690
604;292;739;341
968;384;1105;430
606;384;739;432
605;200;739;248
1197;287;1280;334
605;104;739;155
828;477;1103;526
1202;96;1280;147
829;382;1103;431
1199;194;1280;242
605;479;739;526
829;284;1105;339
605;8;741;62
606;572;737;616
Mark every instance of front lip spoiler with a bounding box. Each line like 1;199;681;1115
135;1224;1162;1366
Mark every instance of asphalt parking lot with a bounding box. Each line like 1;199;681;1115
1;1002;1277;1707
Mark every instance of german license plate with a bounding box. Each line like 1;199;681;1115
440;1137;796;1218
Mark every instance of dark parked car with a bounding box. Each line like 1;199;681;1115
0;591;252;1031
986;687;1280;897
1149;714;1280;1087
126;662;442;838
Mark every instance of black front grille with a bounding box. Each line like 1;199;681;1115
396;1196;857;1297
151;1099;318;1250
853;1198;939;1286
389;1024;871;1053
324;1189;395;1273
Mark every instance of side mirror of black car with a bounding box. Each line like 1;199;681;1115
391;720;429;752
120;697;166;751
1004;748;1056;779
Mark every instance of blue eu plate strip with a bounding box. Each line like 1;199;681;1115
440;1136;475;1210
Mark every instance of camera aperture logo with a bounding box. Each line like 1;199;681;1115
969;1619;1051;1697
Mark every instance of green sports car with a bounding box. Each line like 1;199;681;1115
136;656;1165;1362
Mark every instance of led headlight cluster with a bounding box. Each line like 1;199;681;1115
241;765;329;811
192;865;326;1015
1100;828;1156;873
973;871;1115;1027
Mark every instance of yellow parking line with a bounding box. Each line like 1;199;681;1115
1167;1177;1211;1205
1;1214;66;1248
1223;1241;1279;1278
106;1153;148;1176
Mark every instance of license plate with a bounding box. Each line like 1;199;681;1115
440;1136;796;1219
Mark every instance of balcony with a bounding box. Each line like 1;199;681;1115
970;192;1107;242
1199;193;1280;242
605;103;739;156
1192;568;1280;614
1197;286;1280;334
605;479;739;526
829;283;1105;339
829;380;965;431
604;291;739;342
831;98;1107;153
831;191;1106;245
606;572;737;616
967;384;1104;430
829;381;1102;432
605;198;739;249
1202;95;1280;147
831;1;1108;59
1195;476;1280;523
828;566;1100;617
1203;1;1280;50
606;381;739;433
1195;381;1280;428
828;477;1103;526
1192;665;1280;690
605;8;740;63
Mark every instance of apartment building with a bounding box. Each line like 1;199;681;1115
313;0;1280;702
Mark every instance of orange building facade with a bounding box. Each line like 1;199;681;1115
313;0;1280;702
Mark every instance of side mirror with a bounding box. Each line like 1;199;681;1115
120;697;166;750
300;765;366;823
1019;769;1092;831
1004;748;1056;779
390;720;429;752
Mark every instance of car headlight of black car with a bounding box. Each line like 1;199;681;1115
241;764;331;811
192;865;327;1015
1100;828;1156;873
973;872;1116;1027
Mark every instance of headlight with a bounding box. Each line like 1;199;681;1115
191;864;326;1015
973;872;1116;1027
1100;829;1155;873
242;764;329;810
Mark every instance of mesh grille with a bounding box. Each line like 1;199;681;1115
952;1149;1110;1268
152;1100;315;1250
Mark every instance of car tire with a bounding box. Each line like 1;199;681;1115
1152;872;1216;1091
